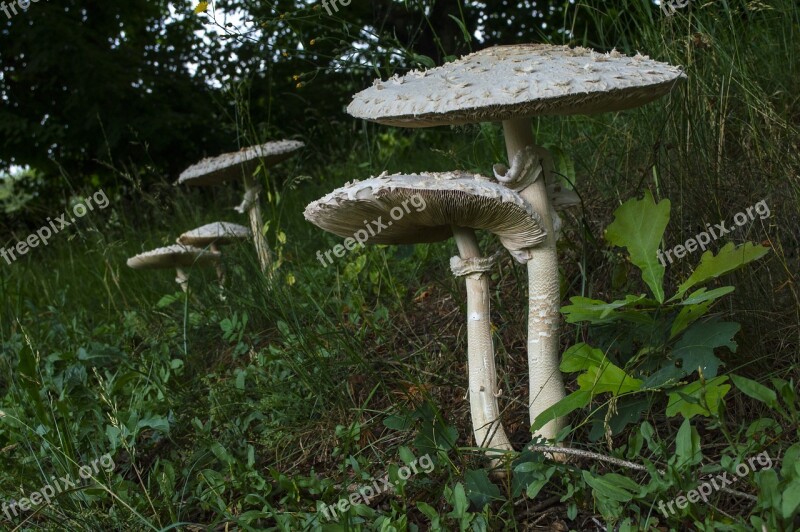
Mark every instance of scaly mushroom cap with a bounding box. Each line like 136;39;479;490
177;140;304;186
178;222;251;247
348;44;685;127
127;244;221;269
303;171;546;253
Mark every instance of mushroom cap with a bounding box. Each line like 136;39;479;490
303;171;546;253
178;222;251;247
127;244;221;270
177;140;304;186
347;44;685;127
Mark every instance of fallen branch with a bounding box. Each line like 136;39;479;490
527;445;758;503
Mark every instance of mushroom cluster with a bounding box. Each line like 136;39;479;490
307;44;684;457
127;222;250;293
177;140;304;273
128;141;302;292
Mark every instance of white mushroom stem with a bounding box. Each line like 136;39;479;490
210;243;226;286
238;174;273;275
501;118;566;442
175;268;189;293
451;226;513;457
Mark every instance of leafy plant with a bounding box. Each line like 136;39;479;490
535;191;770;439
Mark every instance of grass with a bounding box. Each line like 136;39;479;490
1;0;799;530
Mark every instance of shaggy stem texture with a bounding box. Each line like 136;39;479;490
502;118;566;442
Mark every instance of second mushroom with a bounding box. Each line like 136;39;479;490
305;171;546;458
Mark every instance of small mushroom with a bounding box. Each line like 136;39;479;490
127;244;221;293
304;171;546;460
177;140;304;274
347;44;684;443
177;222;251;286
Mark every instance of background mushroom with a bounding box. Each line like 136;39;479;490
304;171;546;459
177;140;304;273
178;221;251;286
347;44;684;442
127;244;221;293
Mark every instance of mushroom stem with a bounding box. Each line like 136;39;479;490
210;243;226;286
501;118;566;442
175;267;189;293
241;173;273;275
451;226;514;457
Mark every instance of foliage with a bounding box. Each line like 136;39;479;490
0;0;798;529
537;192;769;439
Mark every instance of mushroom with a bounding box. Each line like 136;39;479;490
347;44;684;441
304;171;546;459
126;244;221;293
177;222;251;286
177;140;304;273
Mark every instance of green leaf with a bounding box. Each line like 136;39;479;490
343;254;367;281
417;502;441;527
604;190;670;302
136;415;170;435
156;293;181;308
530;390;591;432
582;471;641;502
210;442;235;466
782;478;800;519
781;443;800;477
464;469;503;509
447;14;472;43
577;363;643;395
730;374;779;409
562;295;649;325
680;286;736;305
448;483;469;517
383;414;414;431
674;418;702;467
560;343;605;372
757;468;781;510
525;466;556;500
411;54;436;68
666;376;731;418
398;446;416;465
673;242;770;300
672;320;739;378
670;300;713;339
